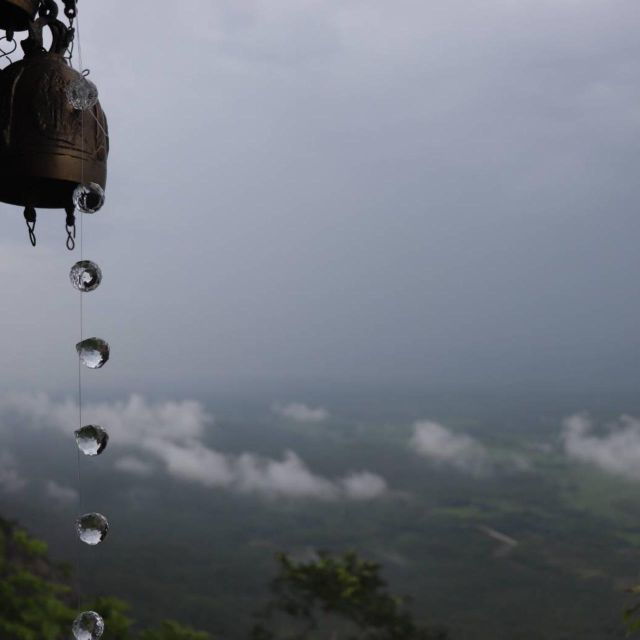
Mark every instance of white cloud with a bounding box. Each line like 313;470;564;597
45;481;78;504
410;420;490;475
0;453;26;493
114;456;154;477
273;402;330;423
341;471;388;500
562;413;640;480
236;450;337;499
149;440;234;488
1;393;386;501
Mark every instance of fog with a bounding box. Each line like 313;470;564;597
1;0;639;397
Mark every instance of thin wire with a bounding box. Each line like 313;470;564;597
88;109;108;138
75;3;86;608
76;7;83;73
75;150;84;604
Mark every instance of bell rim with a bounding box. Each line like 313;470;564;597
0;154;107;209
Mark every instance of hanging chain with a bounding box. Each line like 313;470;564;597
23;206;37;247
0;35;17;67
66;225;76;251
63;0;78;22
63;0;78;246
64;0;77;50
62;0;78;62
38;0;59;19
66;206;76;251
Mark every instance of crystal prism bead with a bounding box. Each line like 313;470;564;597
76;513;109;546
70;261;102;292
73;183;105;214
75;425;109;456
67;72;99;111
76;338;110;369
72;611;105;640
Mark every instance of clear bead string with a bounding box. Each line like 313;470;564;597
69;5;109;639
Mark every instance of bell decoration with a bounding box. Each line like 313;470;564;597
0;0;38;32
0;0;108;248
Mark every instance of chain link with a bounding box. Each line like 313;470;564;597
66;206;76;250
66;224;76;250
63;0;78;21
38;0;59;19
23;206;37;247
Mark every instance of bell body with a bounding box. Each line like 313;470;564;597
0;0;38;32
0;52;109;209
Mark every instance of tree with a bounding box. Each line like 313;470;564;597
625;585;640;635
0;515;450;640
0;517;212;640
0;523;76;640
250;551;448;640
138;620;211;640
88;596;134;639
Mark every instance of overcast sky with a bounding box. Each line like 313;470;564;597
1;0;639;397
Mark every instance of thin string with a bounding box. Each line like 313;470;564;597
88;109;108;138
76;6;83;73
75;3;86;608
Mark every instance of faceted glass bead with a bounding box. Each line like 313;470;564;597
76;338;110;369
73;183;105;214
75;425;109;456
76;513;109;546
67;73;99;111
72;611;105;640
70;261;102;293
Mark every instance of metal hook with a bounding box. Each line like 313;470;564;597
23;206;37;247
27;222;37;247
66;225;76;251
0;36;18;67
66;207;76;251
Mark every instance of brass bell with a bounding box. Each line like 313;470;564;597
0;15;109;211
0;0;38;32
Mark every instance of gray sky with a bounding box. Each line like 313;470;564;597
1;0;640;396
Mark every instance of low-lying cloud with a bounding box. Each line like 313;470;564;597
411;420;490;475
273;402;330;423
45;480;78;505
562;413;640;480
341;471;389;500
1;393;387;501
0;452;26;493
114;456;154;477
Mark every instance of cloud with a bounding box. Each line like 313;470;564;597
1;393;386;501
236;450;337;499
562;413;640;480
410;420;490;475
273;402;330;423
45;481;78;505
341;471;388;500
0;453;26;493
114;456;154;477
410;420;531;476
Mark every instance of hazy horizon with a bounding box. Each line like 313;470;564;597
1;0;639;398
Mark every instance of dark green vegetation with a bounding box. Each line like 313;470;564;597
0;515;441;640
251;551;447;640
3;389;640;639
0;516;208;639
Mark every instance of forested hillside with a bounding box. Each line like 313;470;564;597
0;514;445;640
0;515;209;639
